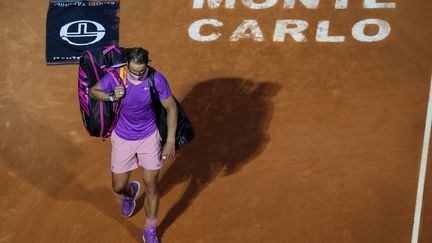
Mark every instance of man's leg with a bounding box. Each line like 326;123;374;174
137;130;162;242
142;168;160;243
112;171;141;218
112;171;133;197
110;130;141;208
142;168;160;221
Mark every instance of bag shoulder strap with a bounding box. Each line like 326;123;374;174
119;66;126;84
103;66;127;139
147;67;155;87
147;67;160;101
107;66;126;87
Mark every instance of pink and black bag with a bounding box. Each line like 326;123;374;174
78;44;126;138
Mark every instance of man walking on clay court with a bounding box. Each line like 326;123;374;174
90;47;178;243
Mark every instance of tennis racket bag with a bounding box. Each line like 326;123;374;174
78;44;126;138
147;67;195;149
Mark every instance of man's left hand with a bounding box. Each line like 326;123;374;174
161;141;175;160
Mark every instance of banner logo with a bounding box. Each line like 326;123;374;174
60;20;105;46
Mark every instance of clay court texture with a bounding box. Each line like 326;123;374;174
1;0;432;242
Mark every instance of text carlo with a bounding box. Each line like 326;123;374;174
189;0;396;42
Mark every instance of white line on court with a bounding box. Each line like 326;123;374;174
411;76;432;243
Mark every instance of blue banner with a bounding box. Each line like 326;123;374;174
46;0;120;65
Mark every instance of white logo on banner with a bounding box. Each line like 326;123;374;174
60;20;105;46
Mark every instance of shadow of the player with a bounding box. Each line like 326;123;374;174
141;78;281;240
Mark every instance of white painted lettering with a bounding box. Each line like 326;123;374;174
335;0;348;9
364;0;396;9
316;20;345;42
192;0;235;9
242;0;278;9
283;0;320;9
230;19;264;41
273;20;308;42
352;18;391;42
188;19;223;42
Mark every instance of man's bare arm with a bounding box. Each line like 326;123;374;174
160;96;178;159
90;81;124;101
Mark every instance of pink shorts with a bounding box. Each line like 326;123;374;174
110;129;162;173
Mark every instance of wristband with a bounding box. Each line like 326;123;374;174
109;94;114;102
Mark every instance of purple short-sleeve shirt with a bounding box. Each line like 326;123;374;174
100;67;172;140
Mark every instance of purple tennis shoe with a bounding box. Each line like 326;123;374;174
143;227;159;243
121;181;140;218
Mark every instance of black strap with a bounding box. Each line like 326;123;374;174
147;67;160;103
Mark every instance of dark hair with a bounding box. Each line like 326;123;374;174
124;47;149;64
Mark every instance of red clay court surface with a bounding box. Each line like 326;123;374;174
1;0;432;242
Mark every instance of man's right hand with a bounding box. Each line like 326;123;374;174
114;86;125;100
